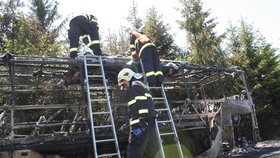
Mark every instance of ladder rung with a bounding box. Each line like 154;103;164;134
156;108;168;112
87;63;100;67
153;97;164;100
94;124;113;129
88;75;103;78
98;153;118;158
160;132;175;136
163;81;177;84
98;153;119;158
89;87;105;90
92;111;110;115
149;86;162;89
183;126;207;131
157;120;172;124
91;98;107;102
96;138;116;143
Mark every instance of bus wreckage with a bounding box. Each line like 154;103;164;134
0;53;260;157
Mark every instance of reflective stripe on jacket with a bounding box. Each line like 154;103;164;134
82;14;98;23
130;32;156;58
127;81;156;127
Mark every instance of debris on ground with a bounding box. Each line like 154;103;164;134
221;139;280;158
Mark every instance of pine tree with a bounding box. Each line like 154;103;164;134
226;19;280;139
1;0;65;56
4;17;62;56
103;0;142;56
125;0;143;30
29;0;60;30
177;0;225;66
103;26;130;55
0;0;24;53
143;6;174;58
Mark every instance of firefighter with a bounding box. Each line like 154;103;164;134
117;68;160;158
68;14;102;59
129;30;163;86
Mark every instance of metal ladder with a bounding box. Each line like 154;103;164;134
151;85;184;158
138;59;184;158
83;55;121;158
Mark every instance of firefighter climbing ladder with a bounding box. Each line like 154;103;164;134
139;59;184;158
83;55;121;158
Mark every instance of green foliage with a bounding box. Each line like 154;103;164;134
226;19;280;139
103;26;130;55
167;45;189;60
143;6;175;58
29;0;60;30
0;0;24;53
103;0;142;55
0;0;66;56
125;0;143;30
118;1;179;58
257;105;280;140
178;0;226;66
4;17;62;56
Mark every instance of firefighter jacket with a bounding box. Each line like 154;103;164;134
127;80;156;128
129;31;156;59
129;31;164;86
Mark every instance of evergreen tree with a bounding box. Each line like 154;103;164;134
4;17;63;56
103;0;142;56
227;19;266;89
1;0;65;56
177;0;225;66
143;6;175;58
103;26;130;56
0;0;24;53
226;19;280;139
29;0;60;30
125;0;143;30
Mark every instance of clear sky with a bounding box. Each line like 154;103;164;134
58;0;280;52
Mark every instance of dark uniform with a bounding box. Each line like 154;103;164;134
68;14;102;59
130;31;163;86
127;80;159;158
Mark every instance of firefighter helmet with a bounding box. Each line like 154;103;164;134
117;68;142;86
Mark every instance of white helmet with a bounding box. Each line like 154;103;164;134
117;68;142;86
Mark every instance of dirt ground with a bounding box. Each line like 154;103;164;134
221;140;280;158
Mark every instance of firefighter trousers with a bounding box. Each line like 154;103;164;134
140;46;163;86
68;15;101;58
127;118;160;158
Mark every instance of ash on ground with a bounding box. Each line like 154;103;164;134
221;137;280;158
